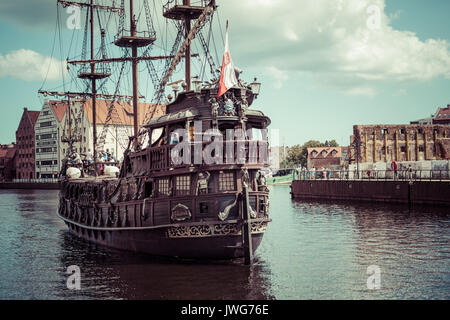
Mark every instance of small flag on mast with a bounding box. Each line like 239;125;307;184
217;21;238;98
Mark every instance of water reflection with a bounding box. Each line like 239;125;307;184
0;188;448;300
57;232;274;300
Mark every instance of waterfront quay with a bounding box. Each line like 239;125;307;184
291;170;450;206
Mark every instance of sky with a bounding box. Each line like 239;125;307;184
0;0;449;147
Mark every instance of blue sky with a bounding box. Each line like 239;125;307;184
0;0;449;146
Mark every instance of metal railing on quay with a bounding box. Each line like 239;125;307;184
293;169;450;182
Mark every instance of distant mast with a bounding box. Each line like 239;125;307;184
59;0;119;160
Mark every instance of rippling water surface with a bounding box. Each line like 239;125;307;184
0;186;448;300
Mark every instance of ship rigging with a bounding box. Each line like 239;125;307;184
41;0;272;263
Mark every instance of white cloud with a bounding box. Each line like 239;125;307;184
222;0;450;95
265;66;288;89
0;49;66;82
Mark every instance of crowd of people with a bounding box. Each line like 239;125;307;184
294;160;414;181
66;148;119;176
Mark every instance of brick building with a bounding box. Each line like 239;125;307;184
15;108;40;179
307;147;349;169
351;124;450;164
433;105;450;125
0;144;16;181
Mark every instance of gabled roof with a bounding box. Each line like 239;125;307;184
28;111;40;126
81;99;165;126
49;101;68;123
307;147;344;158
434;106;450;121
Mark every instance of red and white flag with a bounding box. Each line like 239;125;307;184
217;22;238;98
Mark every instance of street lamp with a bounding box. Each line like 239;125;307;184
249;78;261;98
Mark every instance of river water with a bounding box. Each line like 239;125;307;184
0;186;448;300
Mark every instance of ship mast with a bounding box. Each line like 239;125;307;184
184;0;192;91
58;1;122;162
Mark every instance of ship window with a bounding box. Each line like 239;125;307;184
145;182;153;198
199;202;209;214
158;178;170;196
219;172;235;191
175;175;191;196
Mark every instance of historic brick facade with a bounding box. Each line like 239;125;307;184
0;144;16;181
15;108;40;180
352;124;450;163
433;105;450;125
307;147;349;169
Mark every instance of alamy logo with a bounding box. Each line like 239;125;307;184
66;265;81;290
366;5;381;30
169;122;274;166
366;265;381;290
66;6;81;30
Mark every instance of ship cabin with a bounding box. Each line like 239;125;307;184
124;85;271;223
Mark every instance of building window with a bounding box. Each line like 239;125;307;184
219;172;235;191
382;129;388;135
40;121;52;127
175;175;191;196
400;129;405;135
40;133;52;140
158;178;170;196
400;146;406;152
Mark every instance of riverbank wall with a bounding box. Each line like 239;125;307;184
0;182;60;190
291;180;450;206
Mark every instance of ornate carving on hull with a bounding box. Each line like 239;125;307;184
196;171;211;195
214;224;240;236
218;195;238;221
167;225;212;238
251;221;268;234
128;178;138;201
79;186;94;207
210;98;219;128
256;171;269;192
171;203;192;222
167;222;268;238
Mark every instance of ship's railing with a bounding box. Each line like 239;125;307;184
293;169;450;182
146;140;269;171
64;160;120;177
163;0;206;11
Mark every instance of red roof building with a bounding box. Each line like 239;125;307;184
307;146;348;169
15;108;40;180
433;105;450;125
0;144;17;181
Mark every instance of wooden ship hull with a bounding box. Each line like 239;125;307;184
58;170;271;259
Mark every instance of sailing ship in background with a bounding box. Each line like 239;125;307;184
40;0;272;262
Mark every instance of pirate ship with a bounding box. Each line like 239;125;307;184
44;0;271;262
